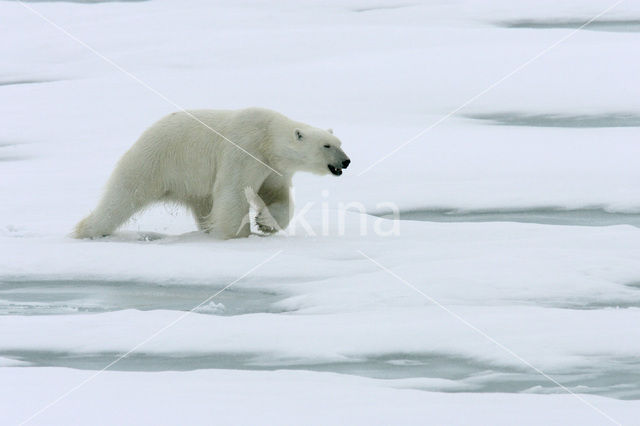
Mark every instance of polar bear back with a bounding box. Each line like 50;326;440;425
118;108;287;201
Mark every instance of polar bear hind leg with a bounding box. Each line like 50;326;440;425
74;175;159;239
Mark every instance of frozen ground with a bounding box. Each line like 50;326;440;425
2;0;640;424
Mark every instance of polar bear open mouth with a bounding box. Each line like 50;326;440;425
328;165;342;176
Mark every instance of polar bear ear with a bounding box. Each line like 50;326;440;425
327;128;333;134
294;129;304;141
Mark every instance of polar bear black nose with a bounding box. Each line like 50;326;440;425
342;159;350;168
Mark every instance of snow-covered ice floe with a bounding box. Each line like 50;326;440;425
2;0;640;424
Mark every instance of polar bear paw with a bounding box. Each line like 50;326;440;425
255;210;280;234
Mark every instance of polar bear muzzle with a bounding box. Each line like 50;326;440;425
328;164;342;175
328;158;350;176
325;144;350;176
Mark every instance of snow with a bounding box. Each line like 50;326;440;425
5;368;640;426
2;0;640;424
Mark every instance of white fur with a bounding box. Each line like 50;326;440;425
74;107;349;239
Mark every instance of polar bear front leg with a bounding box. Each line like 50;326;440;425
204;185;251;239
256;200;290;234
256;174;292;234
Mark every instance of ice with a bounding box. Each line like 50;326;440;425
373;207;640;228
465;112;640;128
0;279;285;316
497;19;640;32
2;0;640;424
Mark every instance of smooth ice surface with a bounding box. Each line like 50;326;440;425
5;368;640;426
2;0;640;424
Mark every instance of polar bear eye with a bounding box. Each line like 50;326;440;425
295;130;304;141
323;144;330;148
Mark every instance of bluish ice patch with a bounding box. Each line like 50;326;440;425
373;207;640;228
0;279;288;316
352;4;414;13
466;112;640;128
4;350;639;399
0;79;56;87
0;141;30;161
497;19;640;32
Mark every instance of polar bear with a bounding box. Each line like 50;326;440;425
74;107;350;239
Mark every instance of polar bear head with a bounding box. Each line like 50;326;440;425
277;126;350;176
